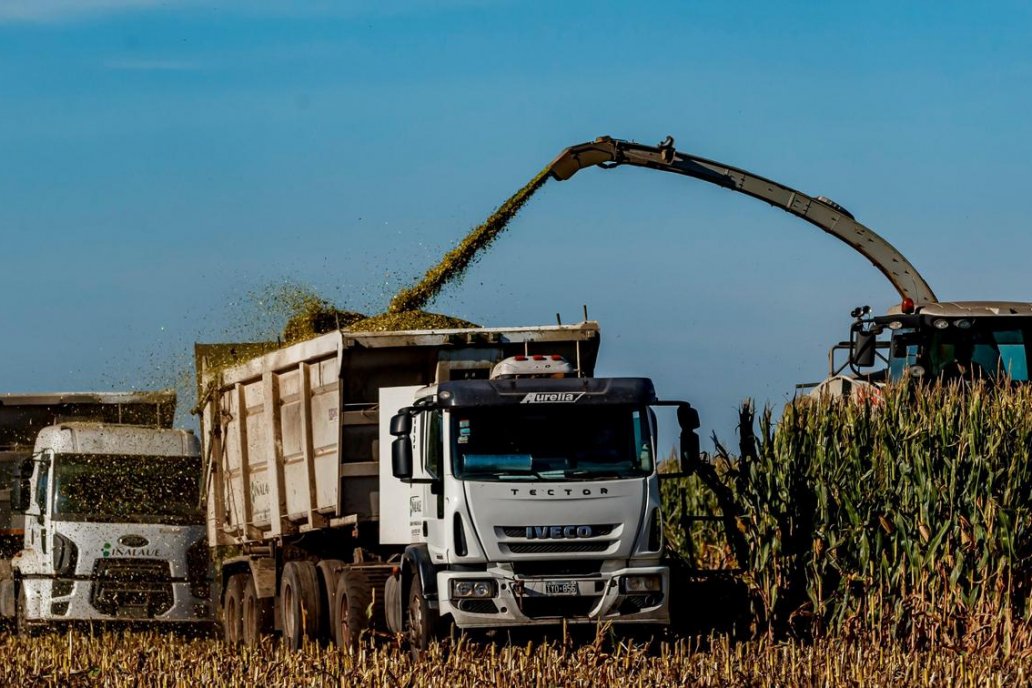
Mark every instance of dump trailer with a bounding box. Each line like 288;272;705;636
0;392;213;631
196;321;703;648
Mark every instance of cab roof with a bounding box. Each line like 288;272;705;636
885;301;1032;317
431;377;657;407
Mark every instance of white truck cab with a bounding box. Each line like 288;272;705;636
381;371;698;635
5;422;211;630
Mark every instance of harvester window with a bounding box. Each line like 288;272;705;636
887;330;919;381
929;326;1030;382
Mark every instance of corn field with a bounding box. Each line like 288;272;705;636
665;380;1032;649
3;630;1031;687
11;382;1032;683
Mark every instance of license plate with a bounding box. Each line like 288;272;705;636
116;606;148;619
545;581;578;596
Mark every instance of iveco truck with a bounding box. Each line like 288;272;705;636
196;321;703;648
0;392;213;631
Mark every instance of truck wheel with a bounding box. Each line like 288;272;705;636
317;559;344;641
406;572;439;651
281;561;321;650
333;568;371;648
240;575;272;646
15;585;33;637
223;574;245;645
384;573;403;635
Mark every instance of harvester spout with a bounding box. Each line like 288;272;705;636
549;135;937;305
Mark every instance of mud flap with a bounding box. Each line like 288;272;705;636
0;578;14;618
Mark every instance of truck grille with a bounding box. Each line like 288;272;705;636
90;558;174;617
500;524;615;538
511;560;604;577
505;542;611;554
520;596;600;619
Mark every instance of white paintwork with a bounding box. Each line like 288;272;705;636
378;386;425;545
33;423;198;457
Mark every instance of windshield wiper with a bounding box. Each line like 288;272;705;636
463;468;548;480
563;468;636;480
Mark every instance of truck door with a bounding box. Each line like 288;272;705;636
418;410;447;563
23;451;52;566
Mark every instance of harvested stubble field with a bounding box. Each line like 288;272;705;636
3;631;1031;688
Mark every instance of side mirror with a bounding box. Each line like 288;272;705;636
10;478;30;513
392;437;413;481
390;410;412;437
11;457;34;513
676;403;701;474
851;330;877;367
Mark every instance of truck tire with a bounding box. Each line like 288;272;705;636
281;561;321;650
333;568;371;648
240;575;272;647
223;574;245;645
406;571;439;651
317;559;344;641
384;573;403;636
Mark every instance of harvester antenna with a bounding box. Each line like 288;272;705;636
556;312;562;326
582;304;589;321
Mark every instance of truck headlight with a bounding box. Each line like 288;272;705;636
451;579;497;599
620;575;662;594
52;532;78;577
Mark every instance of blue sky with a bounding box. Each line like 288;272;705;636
3;1;1032;448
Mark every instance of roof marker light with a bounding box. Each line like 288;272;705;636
901;298;915;314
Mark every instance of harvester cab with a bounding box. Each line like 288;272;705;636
807;300;1032;396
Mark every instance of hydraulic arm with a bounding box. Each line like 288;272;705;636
548;136;937;304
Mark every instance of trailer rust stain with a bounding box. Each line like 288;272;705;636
387;166;552;314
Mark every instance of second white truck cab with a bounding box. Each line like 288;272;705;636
6;422;212;630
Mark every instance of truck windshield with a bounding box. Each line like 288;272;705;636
451;405;653;481
51;454;203;524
